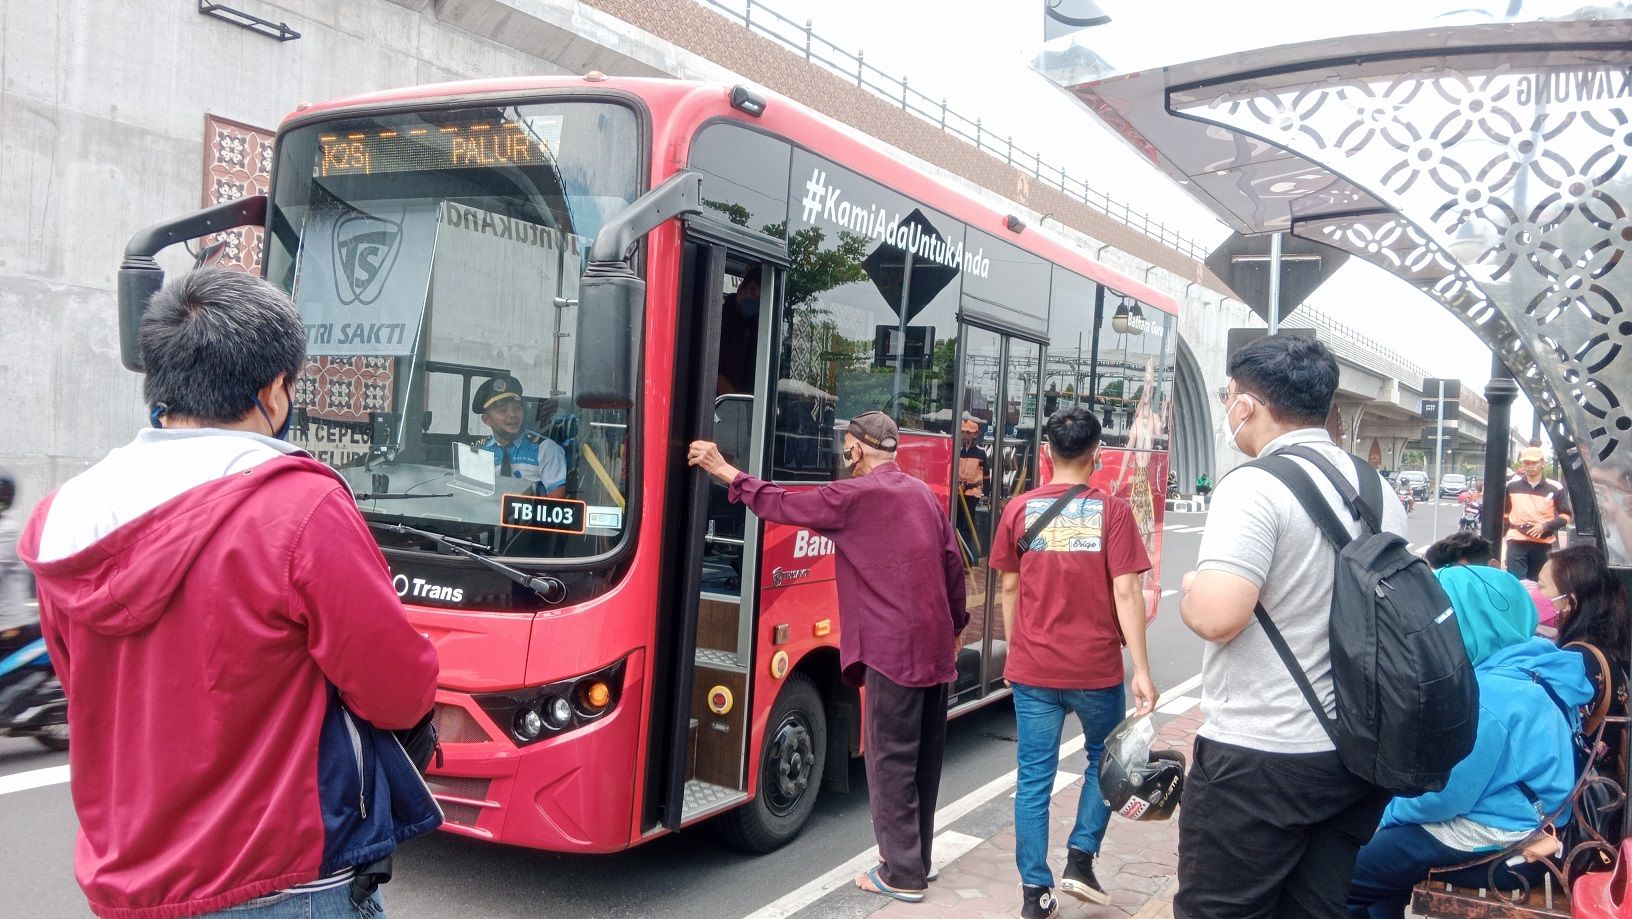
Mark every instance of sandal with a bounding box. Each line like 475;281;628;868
856;865;926;903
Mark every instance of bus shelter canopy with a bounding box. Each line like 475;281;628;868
1033;2;1632;564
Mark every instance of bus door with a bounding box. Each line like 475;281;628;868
649;221;783;831
952;326;1043;706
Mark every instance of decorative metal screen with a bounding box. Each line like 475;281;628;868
1172;54;1632;561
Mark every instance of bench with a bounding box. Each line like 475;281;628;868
1412;712;1626;919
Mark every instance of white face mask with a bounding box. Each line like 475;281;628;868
1220;394;1255;457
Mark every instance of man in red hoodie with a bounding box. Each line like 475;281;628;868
20;268;440;919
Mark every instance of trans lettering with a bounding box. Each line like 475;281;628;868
392;573;465;604
792;530;835;559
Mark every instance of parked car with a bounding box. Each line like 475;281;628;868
1398;470;1430;500
1439;473;1469;497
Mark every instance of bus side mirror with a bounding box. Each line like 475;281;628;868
116;195;270;372
573;272;644;410
573;172;703;410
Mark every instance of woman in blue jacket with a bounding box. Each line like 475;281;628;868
1346;564;1593;918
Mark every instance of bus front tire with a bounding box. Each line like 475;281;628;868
718;672;827;853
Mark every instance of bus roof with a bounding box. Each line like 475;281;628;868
285;76;1178;314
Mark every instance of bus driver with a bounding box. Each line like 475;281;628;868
473;376;567;498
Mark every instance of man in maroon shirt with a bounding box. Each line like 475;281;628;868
689;410;967;902
990;407;1156;919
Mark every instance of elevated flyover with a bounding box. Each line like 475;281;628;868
1295;305;1528;478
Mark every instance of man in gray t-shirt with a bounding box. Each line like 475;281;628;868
1175;336;1404;919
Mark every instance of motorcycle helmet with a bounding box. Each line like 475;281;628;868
0;467;13;513
1099;714;1186;821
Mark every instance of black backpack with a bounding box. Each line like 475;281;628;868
1246;445;1478;796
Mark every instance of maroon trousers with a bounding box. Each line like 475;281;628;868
864;667;951;891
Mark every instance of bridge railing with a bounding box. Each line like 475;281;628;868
698;0;1211;262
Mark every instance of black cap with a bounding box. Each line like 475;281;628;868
472;376;523;414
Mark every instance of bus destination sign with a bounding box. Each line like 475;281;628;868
501;493;587;535
317;116;563;177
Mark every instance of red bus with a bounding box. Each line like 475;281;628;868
115;76;1178;855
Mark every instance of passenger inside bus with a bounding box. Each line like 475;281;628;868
472;375;568;498
716;265;761;395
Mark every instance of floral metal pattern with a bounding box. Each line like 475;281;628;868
1175;57;1632;561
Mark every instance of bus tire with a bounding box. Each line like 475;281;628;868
719;672;826;853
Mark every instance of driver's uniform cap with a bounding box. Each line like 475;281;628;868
473;376;524;414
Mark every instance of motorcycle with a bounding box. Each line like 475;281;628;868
1396;486;1416;514
1459;500;1482;533
0;637;69;751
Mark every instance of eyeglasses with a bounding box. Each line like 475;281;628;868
1218;387;1259;406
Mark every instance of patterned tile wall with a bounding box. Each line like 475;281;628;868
201;115;394;422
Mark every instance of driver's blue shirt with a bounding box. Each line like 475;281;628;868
480;429;567;493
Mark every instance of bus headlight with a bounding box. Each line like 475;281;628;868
475;658;628;747
543;696;574;730
515;708;544;741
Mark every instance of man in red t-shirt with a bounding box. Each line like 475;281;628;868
990;407;1156;919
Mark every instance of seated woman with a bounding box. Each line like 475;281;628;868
1347;564;1592;919
1538;545;1630;783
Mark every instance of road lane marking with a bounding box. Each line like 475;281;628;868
741;673;1206;919
742;830;982;919
1160;589;1178;599
0;764;69;797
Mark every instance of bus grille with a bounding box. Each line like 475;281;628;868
426;775;492;801
440;801;484;828
433;703;493;744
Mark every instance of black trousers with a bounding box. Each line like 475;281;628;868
864;667;950;891
1175;736;1390;919
1504;539;1552;580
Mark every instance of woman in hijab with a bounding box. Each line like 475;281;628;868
1346;564;1593;918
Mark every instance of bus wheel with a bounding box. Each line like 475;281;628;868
719;672;826;853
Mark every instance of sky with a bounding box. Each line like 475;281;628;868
705;0;1542;434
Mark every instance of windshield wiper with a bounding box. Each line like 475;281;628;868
367;521;568;604
353;491;454;500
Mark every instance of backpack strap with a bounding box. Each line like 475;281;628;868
1253;599;1343;748
1514;780;1549;821
1016;484;1088;557
1241;454;1354;750
1245;455;1356;551
1278;445;1385;534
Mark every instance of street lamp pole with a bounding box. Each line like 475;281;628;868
1481;354;1518;547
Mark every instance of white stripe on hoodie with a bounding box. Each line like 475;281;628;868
37;428;302;563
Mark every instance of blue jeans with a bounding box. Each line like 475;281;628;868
1012;682;1125;887
1347;823;1546;919
199;885;384;918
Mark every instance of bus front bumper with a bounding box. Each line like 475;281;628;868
424;686;644;853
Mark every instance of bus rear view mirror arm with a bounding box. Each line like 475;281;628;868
116;194;270;372
586;171;703;266
576;172;704;410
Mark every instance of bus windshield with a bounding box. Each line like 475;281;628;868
265;101;641;560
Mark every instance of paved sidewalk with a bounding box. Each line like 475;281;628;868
865;710;1203;919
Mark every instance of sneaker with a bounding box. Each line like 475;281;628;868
1059;848;1110;905
1020;884;1059;919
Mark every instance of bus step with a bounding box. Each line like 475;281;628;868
681;779;747;822
695;648;748;671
